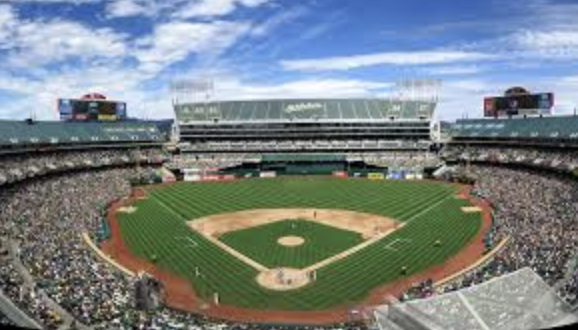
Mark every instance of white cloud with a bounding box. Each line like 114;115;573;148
0;0;97;3
422;65;486;76
9;21;127;67
281;51;498;72
175;0;271;18
214;77;391;100
249;5;307;37
515;30;578;49
134;20;251;74
0;5;128;67
106;0;153;17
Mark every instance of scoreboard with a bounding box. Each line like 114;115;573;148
58;99;127;122
484;93;554;117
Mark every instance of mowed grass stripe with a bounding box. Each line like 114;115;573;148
116;178;481;310
220;219;365;268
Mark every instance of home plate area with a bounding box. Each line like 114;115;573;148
256;268;313;291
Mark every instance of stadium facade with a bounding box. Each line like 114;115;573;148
174;98;436;153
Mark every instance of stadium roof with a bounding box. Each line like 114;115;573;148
175;98;436;123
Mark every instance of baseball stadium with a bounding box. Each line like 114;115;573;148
0;83;577;330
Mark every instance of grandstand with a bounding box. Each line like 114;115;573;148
0;118;171;329
172;98;440;174
450;116;578;146
175;99;434;152
0;120;168;187
0;121;164;148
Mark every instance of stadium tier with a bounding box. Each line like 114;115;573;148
450;116;578;145
175;99;435;154
175;98;436;122
0;120;164;149
0;120;169;186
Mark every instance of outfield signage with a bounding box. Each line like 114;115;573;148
199;174;237;182
333;171;348;178
260;171;277;178
368;173;385;180
184;174;201;182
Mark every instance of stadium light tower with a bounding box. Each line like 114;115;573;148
395;79;442;102
170;77;215;106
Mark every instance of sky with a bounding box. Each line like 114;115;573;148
0;0;578;121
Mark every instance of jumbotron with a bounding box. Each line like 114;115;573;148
0;90;577;330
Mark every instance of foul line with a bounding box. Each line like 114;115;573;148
402;193;455;227
176;236;198;248
149;194;269;272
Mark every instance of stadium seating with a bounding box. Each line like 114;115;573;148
451;116;578;142
175;99;436;122
0;121;164;147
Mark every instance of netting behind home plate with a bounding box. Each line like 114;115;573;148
373;268;577;330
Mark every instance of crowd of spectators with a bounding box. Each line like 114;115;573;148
0;149;372;330
445;146;578;172
167;153;257;170
400;162;578;310
0;253;62;329
167;151;439;172
92;307;368;330
0;311;12;326
444;165;578;303
0;148;167;185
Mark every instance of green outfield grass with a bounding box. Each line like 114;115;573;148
115;177;482;310
219;219;364;268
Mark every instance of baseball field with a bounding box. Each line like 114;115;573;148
115;177;483;311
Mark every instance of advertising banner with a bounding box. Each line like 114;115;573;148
260;171;277;178
368;173;385;180
333;171;348;178
184;174;201;182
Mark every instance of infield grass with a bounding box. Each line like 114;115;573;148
220;219;364;268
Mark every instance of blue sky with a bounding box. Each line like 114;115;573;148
0;0;578;121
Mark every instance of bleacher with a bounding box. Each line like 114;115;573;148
175;99;436;122
451;116;578;144
0;121;165;149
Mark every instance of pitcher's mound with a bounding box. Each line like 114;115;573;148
278;236;305;247
256;268;311;291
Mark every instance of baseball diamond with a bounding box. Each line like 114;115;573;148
219;218;366;269
114;177;483;311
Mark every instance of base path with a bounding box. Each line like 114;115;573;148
100;183;494;325
189;208;398;240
